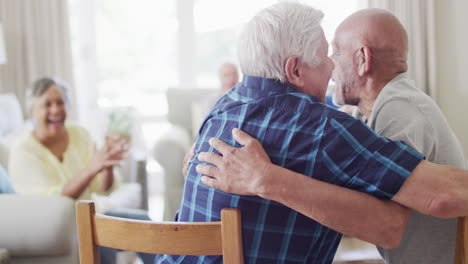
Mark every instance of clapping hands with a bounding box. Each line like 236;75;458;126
89;134;129;175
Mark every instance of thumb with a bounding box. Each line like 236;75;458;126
232;127;255;146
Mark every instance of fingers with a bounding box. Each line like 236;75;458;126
103;160;122;168
198;152;223;166
196;164;219;177
106;134;128;145
200;176;219;189
208;137;236;156
232;128;256;146
107;141;129;157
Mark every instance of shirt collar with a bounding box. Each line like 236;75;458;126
387;72;408;85
237;75;320;102
241;75;296;93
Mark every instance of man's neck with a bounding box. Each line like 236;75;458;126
357;78;389;120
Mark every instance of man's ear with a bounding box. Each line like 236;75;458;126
356;46;372;76
285;56;304;87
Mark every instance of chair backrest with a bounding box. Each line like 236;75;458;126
75;200;244;264
456;217;468;264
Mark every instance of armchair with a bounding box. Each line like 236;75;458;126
152;88;217;220
0;195;79;264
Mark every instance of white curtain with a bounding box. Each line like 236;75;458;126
367;0;437;99
0;0;75;117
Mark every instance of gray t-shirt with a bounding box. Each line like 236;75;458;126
367;73;466;264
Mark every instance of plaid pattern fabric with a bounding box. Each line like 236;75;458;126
155;76;423;264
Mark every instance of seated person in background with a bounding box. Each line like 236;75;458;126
8;77;154;264
0;164;14;194
202;62;239;112
9;77;126;201
192;62;240;134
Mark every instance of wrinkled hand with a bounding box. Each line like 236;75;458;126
89;137;129;175
182;143;196;177
196;128;272;196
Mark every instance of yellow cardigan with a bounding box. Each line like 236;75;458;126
9;124;118;200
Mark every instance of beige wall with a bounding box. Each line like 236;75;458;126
435;0;468;157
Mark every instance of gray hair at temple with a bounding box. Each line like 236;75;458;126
237;2;324;83
26;77;70;115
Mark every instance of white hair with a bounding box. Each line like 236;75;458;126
237;2;324;83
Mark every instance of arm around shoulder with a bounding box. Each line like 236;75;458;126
392;160;468;218
260;163;410;249
198;129;410;248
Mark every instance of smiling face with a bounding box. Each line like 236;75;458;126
330;27;362;106
31;84;67;139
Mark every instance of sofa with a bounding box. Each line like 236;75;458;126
0;194;79;264
0;136;79;264
0;93;148;263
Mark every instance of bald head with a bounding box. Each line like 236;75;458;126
331;9;410;110
335;8;408;74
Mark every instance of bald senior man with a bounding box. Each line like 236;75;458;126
197;8;466;264
331;9;465;263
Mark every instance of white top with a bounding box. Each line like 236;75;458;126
368;73;465;264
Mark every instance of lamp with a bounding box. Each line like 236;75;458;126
0;23;7;64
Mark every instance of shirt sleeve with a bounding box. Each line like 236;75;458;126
320;112;424;199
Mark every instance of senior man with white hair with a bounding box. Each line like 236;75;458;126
155;3;429;263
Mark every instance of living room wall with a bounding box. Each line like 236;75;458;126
435;0;468;157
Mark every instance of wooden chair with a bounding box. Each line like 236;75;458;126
75;201;244;264
456;217;468;264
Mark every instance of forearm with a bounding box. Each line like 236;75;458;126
61;167;99;199
99;167;114;192
259;164;410;248
392;160;468;218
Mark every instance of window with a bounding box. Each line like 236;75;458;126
95;0;176;117
303;0;367;43
194;0;278;87
68;0;367;216
69;0;366;144
194;0;367;87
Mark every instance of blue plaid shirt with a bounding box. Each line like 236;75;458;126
155;76;423;264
